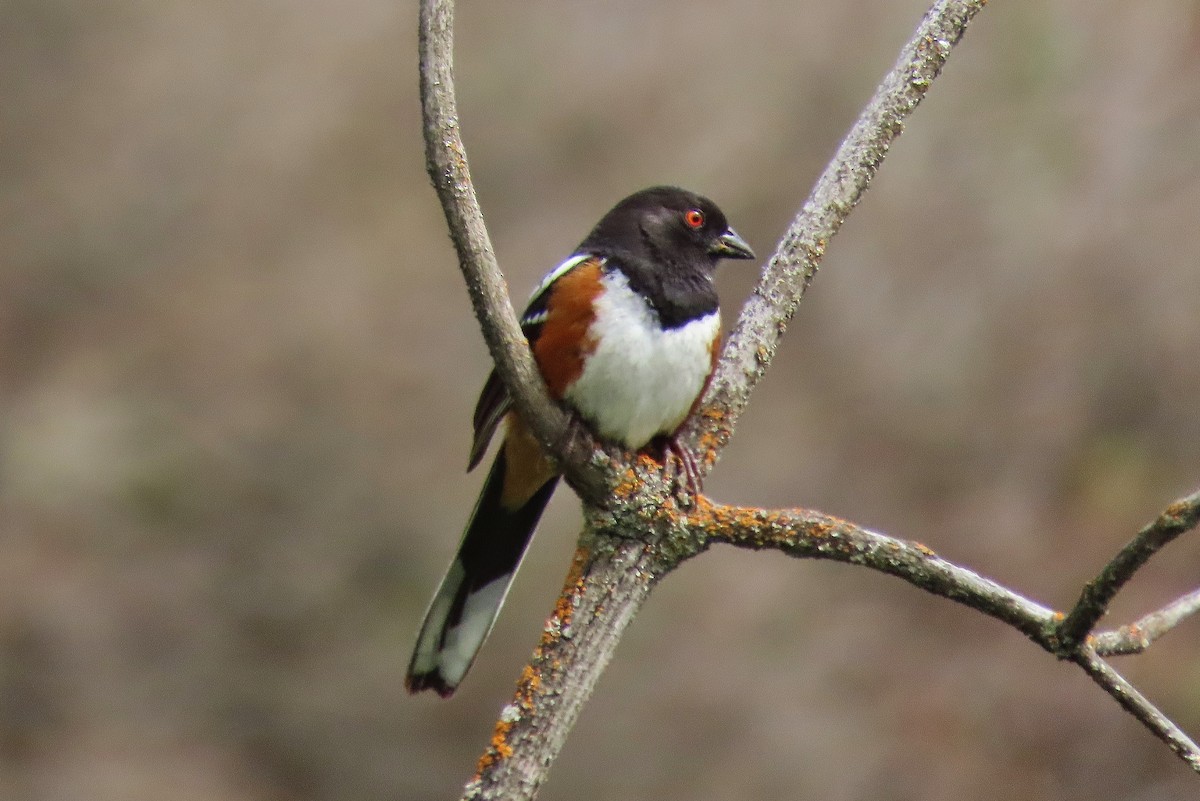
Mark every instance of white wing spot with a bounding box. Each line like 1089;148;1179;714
527;253;595;303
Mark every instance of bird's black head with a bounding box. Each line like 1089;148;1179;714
576;186;754;328
578;186;754;272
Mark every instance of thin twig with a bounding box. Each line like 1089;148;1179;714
1055;489;1200;652
1073;646;1200;771
417;0;609;501
1093;588;1200;657
699;497;1200;775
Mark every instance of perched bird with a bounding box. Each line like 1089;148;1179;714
406;186;754;696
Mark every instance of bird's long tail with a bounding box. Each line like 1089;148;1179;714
406;442;558;697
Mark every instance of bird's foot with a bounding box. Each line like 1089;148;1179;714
657;438;704;499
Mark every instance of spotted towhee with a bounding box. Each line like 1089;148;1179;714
406;186;754;696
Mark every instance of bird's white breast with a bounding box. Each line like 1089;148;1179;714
565;270;718;449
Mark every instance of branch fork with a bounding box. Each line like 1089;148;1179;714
416;0;1200;797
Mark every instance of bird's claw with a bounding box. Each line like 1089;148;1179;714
659;440;704;499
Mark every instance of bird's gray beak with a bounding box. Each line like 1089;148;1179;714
710;227;755;260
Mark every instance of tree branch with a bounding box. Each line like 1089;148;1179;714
462;470;698;801
465;535;666;800
417;0;609;501
679;0;991;472
693;500;1055;642
697;494;1200;772
1054;488;1200;652
1093;588;1200;657
1073;646;1200;771
462;487;1200;796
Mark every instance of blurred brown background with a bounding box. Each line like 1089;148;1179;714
4;1;1200;799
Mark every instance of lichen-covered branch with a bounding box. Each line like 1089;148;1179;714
465;536;662;800
693;499;1055;641
463;471;694;801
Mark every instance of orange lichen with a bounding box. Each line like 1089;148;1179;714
683;495;719;528
694;408;730;462
698;407;729;428
517;665;542;706
613;467;642;499
658;496;684;526
475;721;515;775
809;519;837;538
540;545;589;647
490;723;514;759
687;499;777;534
1164;500;1190;519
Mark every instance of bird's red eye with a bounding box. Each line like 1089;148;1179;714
684;209;705;229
